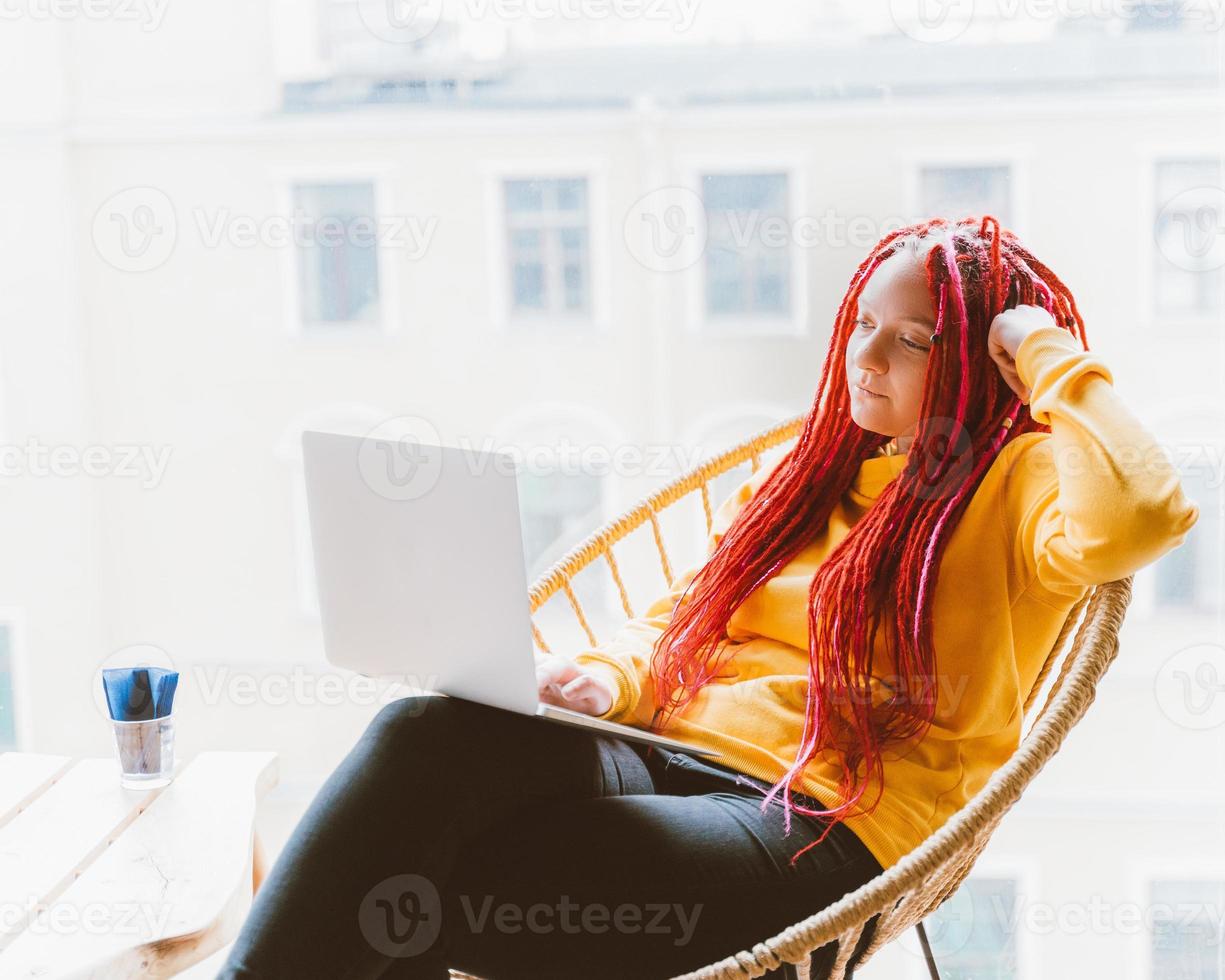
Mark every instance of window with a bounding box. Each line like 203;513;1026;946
0;623;15;750
918;164;1013;226
1127;0;1189;32
494;407;624;644
1154;456;1222;613
518;466;606;605
1149;878;1225;979
277;404;390;621
925;876;1021;979
702;173;792;320
1153;159;1225;322
291;476;321;619
292;180;383;330
503;177;591;317
687;408;793;549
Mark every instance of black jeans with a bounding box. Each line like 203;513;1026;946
217;695;883;980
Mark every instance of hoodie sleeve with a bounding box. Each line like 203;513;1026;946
1002;325;1200;600
564;457;784;725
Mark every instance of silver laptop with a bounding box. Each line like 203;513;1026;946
300;428;722;759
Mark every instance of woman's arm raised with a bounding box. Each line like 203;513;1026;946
995;308;1200;598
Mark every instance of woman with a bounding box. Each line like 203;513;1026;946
219;216;1198;980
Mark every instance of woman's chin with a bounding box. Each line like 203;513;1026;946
849;403;890;429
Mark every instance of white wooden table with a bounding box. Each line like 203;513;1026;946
0;750;279;979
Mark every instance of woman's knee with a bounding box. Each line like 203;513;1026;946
365;693;471;746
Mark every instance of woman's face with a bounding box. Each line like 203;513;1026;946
845;250;937;453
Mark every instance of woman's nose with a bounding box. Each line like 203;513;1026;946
852;336;887;374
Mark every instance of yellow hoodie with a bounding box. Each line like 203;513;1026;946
556;325;1199;871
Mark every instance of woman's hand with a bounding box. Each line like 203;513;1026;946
987;304;1059;404
535;656;616;717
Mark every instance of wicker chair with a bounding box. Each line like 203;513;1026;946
451;413;1135;980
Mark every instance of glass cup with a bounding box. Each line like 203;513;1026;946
111;714;176;789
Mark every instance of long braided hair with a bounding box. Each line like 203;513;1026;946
647;215;1089;863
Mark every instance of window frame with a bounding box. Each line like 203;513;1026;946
682;403;795;549
491;400;627;625
1126;403;1223;628
272;162;402;340
482;160;612;335
1136;142;1225;333
905;855;1041;980
275;403;392;622
0;611;30;752
1128;858;1225;980
675;155;811;338
902;144;1030;234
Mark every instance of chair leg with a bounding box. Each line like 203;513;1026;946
914;921;942;980
252;829;268;895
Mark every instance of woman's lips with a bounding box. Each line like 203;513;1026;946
855;385;886;398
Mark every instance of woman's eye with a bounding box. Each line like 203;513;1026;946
857;318;927;352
